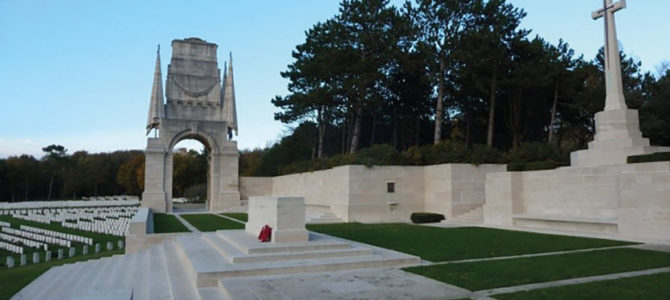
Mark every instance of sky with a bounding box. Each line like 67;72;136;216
1;0;668;158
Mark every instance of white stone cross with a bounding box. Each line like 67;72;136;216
592;0;627;111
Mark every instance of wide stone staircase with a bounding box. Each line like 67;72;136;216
13;230;419;300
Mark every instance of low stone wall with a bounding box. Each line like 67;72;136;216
425;164;506;219
240;164;502;223
484;161;670;242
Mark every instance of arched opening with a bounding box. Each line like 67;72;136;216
169;136;210;212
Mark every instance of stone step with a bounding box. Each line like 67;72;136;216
176;232;420;288
162;240;203;300
148;246;173;300
25;262;83;299
195;251;420;287
217;230;352;254
128;248;152;300
199;287;229;300
203;232;373;264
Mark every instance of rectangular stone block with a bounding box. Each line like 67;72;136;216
83;245;88;255
32;252;39;264
45;251;51;262
95;244;100;253
245;196;309;243
69;247;75;258
107;242;113;251
6;256;14;268
20;254;26;266
57;249;64;259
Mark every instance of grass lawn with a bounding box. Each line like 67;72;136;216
404;248;670;291
220;213;248;222
494;271;670;300
306;223;634;262
0;249;123;300
0;216;124;267
152;213;190;233
181;214;244;231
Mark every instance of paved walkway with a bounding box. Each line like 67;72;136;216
171;213;200;232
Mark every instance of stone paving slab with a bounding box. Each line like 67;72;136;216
220;268;471;300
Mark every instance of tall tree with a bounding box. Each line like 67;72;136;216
42;144;68;201
462;0;527;147
412;0;480;144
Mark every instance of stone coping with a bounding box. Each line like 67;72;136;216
513;214;618;225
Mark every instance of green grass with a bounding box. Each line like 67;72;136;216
404;248;670;291
220;213;248;222
181;214;244;232
0;216;124;268
152;213;190;233
494;271;670;300
0;248;123;300
306;223;634;262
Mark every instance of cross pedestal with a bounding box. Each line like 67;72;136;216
245;196;309;243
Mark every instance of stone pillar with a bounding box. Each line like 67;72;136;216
83;245;89;255
209;142;240;212
142;138;168;213
68;248;75;258
33;252;40;264
20;254;26;266
6;256;14;268
57;249;64;259
245;196;309;243
106;242;113;251
117;240;124;249
95;244;100;253
45;251;51;262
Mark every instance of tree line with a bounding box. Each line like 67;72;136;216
243;0;670;176
0;146;207;202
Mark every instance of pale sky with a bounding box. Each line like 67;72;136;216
1;0;668;158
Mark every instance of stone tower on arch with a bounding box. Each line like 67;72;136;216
142;37;240;213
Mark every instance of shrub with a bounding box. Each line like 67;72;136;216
507;161;569;171
184;184;207;203
627;152;670;164
471;144;509;164
353;144;403;167
411;212;445;223
510;142;563;163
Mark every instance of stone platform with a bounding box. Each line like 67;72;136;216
13;230;421;300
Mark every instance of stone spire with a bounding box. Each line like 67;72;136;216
146;45;164;135
222;53;238;136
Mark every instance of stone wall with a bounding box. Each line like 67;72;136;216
239;177;273;200
272;166;351;221
425;164;506;219
484;161;670;241
347;165;424;223
240;164;500;223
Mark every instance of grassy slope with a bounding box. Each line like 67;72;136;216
404;248;670;291
307;223;634;262
181;214;244;232
494;271;670;300
152;213;190;233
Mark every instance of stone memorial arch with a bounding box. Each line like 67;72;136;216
142;38;240;213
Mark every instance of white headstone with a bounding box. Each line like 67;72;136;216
6;256;14;268
32;252;40;264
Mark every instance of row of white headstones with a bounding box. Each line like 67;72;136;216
3;205;138;237
0;201;138;268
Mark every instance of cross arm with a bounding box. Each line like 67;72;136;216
592;0;626;20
